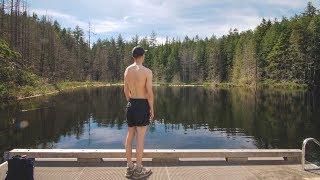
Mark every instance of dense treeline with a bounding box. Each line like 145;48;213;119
0;2;90;82
148;2;320;86
0;0;320;97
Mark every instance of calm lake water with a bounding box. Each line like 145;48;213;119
1;86;320;163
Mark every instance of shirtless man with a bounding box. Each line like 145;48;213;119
124;46;154;179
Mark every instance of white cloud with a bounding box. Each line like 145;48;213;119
29;0;316;41
156;36;168;45
260;0;305;8
123;16;130;21
91;19;130;33
31;8;87;27
31;8;130;34
168;7;267;38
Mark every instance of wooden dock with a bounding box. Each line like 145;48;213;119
1;149;319;180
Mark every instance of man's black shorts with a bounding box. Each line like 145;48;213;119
126;98;150;127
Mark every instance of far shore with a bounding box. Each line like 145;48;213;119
10;81;310;101
16;82;121;100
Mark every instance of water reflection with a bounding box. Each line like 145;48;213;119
0;86;319;163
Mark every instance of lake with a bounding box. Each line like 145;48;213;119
1;86;320;163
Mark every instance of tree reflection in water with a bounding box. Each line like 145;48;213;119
0;86;319;163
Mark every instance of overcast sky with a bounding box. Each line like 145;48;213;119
28;0;319;44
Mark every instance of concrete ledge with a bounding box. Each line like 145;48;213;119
0;162;7;168
152;158;179;163
226;157;248;163
77;158;103;163
9;149;302;163
284;157;301;163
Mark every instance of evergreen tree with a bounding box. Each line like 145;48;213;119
307;14;320;85
265;18;297;82
207;35;221;82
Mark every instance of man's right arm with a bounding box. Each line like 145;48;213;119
146;70;154;120
124;68;130;101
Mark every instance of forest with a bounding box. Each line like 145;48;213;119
0;1;320;99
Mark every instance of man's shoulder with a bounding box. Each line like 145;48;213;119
143;67;152;74
125;64;135;71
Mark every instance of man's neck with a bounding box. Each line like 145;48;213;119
134;61;143;66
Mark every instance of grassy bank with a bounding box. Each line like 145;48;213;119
215;82;308;90
156;81;308;90
155;82;214;87
14;81;122;100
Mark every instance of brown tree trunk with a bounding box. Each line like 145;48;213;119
0;0;4;36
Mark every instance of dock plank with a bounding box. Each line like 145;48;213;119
0;160;318;180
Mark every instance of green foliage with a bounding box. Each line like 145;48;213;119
0;39;21;59
0;83;14;99
261;80;308;90
0;38;39;99
303;2;318;17
16;71;39;86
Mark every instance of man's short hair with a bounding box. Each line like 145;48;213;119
132;46;147;58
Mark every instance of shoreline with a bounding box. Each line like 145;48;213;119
9;81;310;101
156;82;309;90
15;82;123;100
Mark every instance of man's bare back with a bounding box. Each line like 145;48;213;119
124;62;154;121
124;64;152;99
